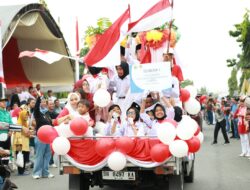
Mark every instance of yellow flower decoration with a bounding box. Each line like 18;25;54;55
146;30;163;42
85;36;92;47
120;37;127;47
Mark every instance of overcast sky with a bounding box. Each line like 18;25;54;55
2;0;250;94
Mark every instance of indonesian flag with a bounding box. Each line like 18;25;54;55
0;21;5;87
84;8;130;68
128;0;172;33
19;49;66;64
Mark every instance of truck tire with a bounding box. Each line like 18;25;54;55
184;163;194;183
69;174;89;190
168;172;184;190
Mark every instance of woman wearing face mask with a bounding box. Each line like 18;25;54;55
121;107;145;137
105;106;144;137
53;93;80;126
105;104;122;136
140;94;175;136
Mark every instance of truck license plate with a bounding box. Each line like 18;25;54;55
102;171;136;180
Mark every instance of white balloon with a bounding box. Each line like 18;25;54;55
93;89;111;107
179;115;198;137
196;132;204;144
157;122;176;145
176;123;194;141
107;152;127;171
184;98;201;115
52;137;71;155
184;85;197;98
169;140;189;158
54;123;74;138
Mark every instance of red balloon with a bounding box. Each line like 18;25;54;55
150;144;172;162
180;88;190;102
70;117;88;136
194;126;201;136
37;125;58;144
186;136;201;153
200;95;207;103
95;138;115;157
116;137;135;154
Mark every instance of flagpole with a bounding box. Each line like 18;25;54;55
75;17;80;82
0;20;6;99
167;0;174;53
128;4;131;23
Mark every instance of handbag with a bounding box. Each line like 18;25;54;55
16;151;24;168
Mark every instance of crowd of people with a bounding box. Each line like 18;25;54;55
0;49;187;185
1;47;249;189
203;95;250;158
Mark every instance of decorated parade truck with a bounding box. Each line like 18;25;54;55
33;0;203;189
57;136;196;190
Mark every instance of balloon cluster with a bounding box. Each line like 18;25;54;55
37;117;89;155
95;137;134;171
153;117;204;161
180;85;201;115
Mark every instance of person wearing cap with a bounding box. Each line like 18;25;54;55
0;95;13;186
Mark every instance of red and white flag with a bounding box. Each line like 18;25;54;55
0;21;6;87
128;0;172;33
19;49;73;64
84;8;130;68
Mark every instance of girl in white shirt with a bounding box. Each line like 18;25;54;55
109;61;130;119
105;106;144;137
140;96;175;137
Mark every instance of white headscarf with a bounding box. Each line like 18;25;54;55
65;92;80;116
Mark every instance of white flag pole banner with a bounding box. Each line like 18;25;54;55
19;49;79;64
130;62;172;93
0;20;6;96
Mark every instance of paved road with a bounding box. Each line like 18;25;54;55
12;122;250;190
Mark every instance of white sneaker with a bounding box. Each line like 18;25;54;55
245;153;250;157
32;175;41;179
239;153;246;157
50;164;57;168
48;173;55;178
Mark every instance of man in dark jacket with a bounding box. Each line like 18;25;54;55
32;93;54;179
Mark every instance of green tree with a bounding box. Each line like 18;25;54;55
228;9;250;93
180;79;193;88
198;86;208;95
228;68;238;96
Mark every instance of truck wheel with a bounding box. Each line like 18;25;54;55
69;174;90;190
168;172;184;190
184;163;194;183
